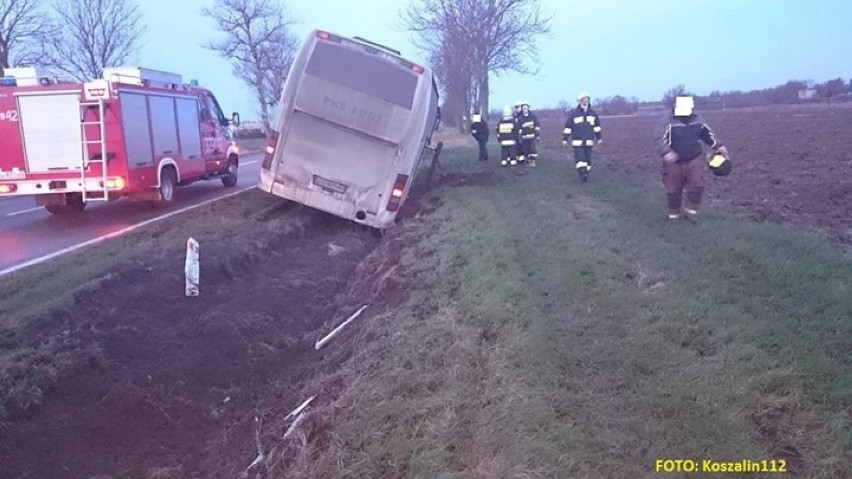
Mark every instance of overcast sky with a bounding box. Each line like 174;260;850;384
136;0;852;120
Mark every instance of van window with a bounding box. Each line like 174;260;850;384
305;41;417;110
205;94;227;126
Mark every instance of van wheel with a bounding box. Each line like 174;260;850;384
159;168;177;203
45;194;86;215
222;156;238;187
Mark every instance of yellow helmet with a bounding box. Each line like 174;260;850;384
708;153;732;176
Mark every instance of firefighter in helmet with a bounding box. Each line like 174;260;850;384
496;106;518;166
563;91;602;182
516;101;541;167
470;112;489;162
655;96;729;220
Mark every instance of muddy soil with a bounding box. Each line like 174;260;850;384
540;104;852;243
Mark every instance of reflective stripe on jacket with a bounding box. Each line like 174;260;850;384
563;105;602;143
517;112;540;140
656;113;720;161
497;119;517;146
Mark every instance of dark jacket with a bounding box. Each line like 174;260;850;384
516;112;540;141
563;105;602;146
656;113;721;161
471;120;489;143
496;117;518;145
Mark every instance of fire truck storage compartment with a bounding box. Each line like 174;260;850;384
17;93;84;173
175;98;202;160
119;92;202;169
119;92;154;168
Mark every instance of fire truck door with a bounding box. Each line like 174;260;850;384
200;93;229;173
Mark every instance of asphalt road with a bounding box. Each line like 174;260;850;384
0;153;262;274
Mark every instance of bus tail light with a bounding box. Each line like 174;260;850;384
0;183;18;194
316;31;342;42
386;174;408;212
262;130;280;170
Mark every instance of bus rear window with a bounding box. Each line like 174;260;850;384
305;42;417;110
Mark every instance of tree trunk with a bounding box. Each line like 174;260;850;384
480;73;490;119
259;99;271;135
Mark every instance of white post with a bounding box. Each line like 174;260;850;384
185;238;199;297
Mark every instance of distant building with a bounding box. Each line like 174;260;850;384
798;89;817;100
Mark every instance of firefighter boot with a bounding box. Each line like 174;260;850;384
576;161;589;182
682;206;699;221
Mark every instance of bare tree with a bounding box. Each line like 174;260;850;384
0;0;52;71
662;84;691;107
203;0;298;134
41;0;143;81
403;0;551;117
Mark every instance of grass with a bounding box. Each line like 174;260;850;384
0;138;849;477
285;143;851;478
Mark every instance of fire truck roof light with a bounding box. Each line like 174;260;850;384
391;188;404;198
265;145;275;155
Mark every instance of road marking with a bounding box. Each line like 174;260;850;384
0;186;257;278
5;207;43;217
243;160;257;165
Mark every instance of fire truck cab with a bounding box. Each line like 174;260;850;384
0;66;240;214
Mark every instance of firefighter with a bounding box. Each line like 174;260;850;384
516;101;541;167
512;100;523;162
562;91;602;182
496;106;518;166
655;96;729;220
470;112;489;161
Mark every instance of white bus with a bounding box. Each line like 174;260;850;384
258;29;440;229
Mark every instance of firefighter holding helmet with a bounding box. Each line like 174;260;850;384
562;91;602;182
516;101;541;167
655;96;730;220
496;106;519;166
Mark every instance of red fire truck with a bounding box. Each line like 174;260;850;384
0;66;240;214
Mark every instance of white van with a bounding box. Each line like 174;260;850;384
258;29;440;229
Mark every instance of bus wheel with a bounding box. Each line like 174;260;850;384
222;156;238;187
159;168;177;203
425;141;444;191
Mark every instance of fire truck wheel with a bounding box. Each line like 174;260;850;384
222;157;238;187
159;168;177;203
44;194;86;215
